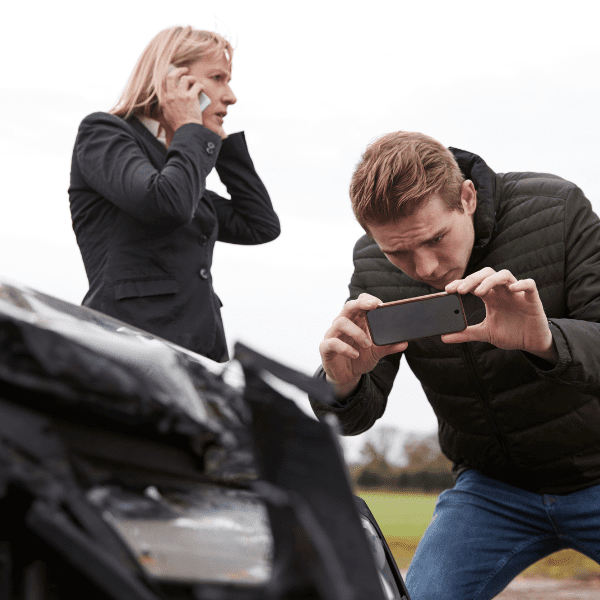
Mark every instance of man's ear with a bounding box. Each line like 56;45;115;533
461;180;477;216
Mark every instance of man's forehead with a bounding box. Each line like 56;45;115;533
369;197;462;249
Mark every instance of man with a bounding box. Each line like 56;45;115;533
311;131;600;599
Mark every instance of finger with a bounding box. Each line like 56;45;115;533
179;76;200;94
374;341;408;357
167;65;188;76
188;81;203;97
445;278;464;294
165;66;188;88
472;269;518;296
509;278;538;294
187;84;206;111
453;267;498;295
342;293;382;317
319;337;360;361
326;316;371;349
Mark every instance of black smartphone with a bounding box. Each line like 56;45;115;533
366;292;467;345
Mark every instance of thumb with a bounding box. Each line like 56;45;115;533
374;341;408;357
441;324;484;345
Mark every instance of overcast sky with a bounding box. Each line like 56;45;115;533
2;0;599;456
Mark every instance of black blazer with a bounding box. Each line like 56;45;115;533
69;112;280;361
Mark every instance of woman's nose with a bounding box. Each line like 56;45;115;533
223;84;237;106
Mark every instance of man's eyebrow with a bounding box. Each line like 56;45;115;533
381;228;448;255
383;248;407;256
422;228;448;244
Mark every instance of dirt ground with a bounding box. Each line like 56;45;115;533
494;575;600;599
399;572;600;599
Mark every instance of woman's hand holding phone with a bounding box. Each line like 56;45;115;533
160;65;205;137
319;293;408;400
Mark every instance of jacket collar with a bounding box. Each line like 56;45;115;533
449;147;499;263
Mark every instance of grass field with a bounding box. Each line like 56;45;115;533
357;489;600;579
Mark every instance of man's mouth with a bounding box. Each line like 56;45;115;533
422;272;451;287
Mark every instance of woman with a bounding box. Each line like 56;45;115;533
69;26;280;361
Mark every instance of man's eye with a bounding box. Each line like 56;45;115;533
429;235;444;245
212;75;222;81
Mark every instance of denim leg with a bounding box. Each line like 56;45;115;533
545;483;600;564
405;471;571;600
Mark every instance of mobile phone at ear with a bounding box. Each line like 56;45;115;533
366;292;467;345
168;64;211;112
198;92;211;112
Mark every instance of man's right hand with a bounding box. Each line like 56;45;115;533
319;293;408;399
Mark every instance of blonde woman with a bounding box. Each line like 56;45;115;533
69;26;280;361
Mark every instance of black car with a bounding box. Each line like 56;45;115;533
0;277;410;600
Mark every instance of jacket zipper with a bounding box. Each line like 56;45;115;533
461;343;515;468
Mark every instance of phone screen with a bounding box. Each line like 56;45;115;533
366;292;467;345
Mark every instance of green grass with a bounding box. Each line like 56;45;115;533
356;489;600;579
357;490;436;540
357;490;436;569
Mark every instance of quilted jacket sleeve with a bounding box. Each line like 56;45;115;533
309;234;405;435
310;353;402;436
526;186;600;395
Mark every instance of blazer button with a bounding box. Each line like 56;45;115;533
199;268;209;279
199;235;208;246
206;141;215;155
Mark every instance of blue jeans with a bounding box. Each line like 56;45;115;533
405;470;600;600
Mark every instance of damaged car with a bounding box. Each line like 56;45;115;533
0;277;410;600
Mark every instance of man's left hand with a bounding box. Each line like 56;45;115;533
442;267;558;364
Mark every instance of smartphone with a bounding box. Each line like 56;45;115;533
366;292;467;345
168;64;211;112
198;92;211;112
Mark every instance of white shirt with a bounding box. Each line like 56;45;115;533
137;115;168;147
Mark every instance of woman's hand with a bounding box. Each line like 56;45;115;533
160;66;204;137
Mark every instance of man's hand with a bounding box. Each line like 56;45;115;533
319;293;408;399
443;268;558;363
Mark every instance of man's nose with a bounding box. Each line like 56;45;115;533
414;251;438;279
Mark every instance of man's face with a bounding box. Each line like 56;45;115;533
368;181;477;290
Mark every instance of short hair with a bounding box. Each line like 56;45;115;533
110;26;233;119
350;131;465;231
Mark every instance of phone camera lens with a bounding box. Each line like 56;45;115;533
454;309;459;314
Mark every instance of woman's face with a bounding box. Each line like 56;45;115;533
186;52;236;133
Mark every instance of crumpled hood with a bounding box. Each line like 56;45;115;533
0;277;252;476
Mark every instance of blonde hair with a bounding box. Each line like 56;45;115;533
110;26;233;118
350;131;465;231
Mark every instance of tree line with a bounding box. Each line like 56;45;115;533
346;427;454;493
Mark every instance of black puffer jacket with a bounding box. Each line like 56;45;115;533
312;149;600;494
